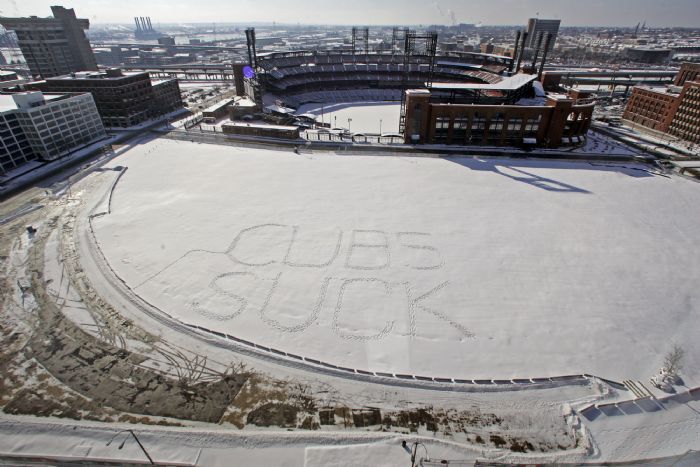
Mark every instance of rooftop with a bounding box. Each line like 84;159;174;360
203;98;235;113
223;121;299;131
46;69;148;81
0;92;64;113
430;73;537;91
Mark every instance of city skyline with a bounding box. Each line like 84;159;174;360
3;0;699;28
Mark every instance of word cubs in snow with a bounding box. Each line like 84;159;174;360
185;223;472;340
224;223;444;271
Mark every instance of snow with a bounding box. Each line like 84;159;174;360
88;139;700;386
0;417;478;467
294;102;400;133
583;390;700;462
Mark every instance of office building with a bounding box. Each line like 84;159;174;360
623;63;700;144
152;79;184;116
0;91;105;175
526;18;560;51
0;6;97;79
29;68;182;128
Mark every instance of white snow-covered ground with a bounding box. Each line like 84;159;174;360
90;139;700;384
295;102;400;134
583;391;700;462
0;417;477;467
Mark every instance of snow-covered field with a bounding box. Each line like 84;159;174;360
91;139;700;384
295;102;400;133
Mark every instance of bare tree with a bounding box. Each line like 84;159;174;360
664;344;685;377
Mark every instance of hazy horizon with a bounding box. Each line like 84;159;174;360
2;0;699;28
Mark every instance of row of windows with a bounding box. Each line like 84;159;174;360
434;114;543;132
1;156;37;174
432;113;545;143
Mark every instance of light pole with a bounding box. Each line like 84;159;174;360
401;440;429;467
348;117;352;133
334;115;337;128
379;119;382;135
106;429;155;465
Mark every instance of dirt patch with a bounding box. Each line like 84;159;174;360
352;408;382;428
21;233;249;423
219;375;288;428
247;402;299;427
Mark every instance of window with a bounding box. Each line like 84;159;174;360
489;113;505;132
434;116;450;143
452;116;469;144
507;117;523;132
525;115;542;134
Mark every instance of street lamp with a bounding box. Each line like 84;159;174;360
348;117;352;132
379;118;382;135
106;429;155;465
401;440;429;467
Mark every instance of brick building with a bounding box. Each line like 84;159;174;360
622;63;700;143
404;90;592;147
622;87;679;132
402;73;592;148
674;63;700;87
668;82;700;144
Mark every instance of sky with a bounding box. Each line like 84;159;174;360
2;0;699;27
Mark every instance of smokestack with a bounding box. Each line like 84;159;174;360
538;33;552;81
510;30;521;72
515;31;528;73
531;31;544;70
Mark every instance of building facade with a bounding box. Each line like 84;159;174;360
526;18;560;51
674;63;700;87
403;89;593;148
0;97;36;174
622;63;700;143
624;48;672;64
0;91;106;175
622;87;679;132
668;82;700;144
0;6;97;79
152;79;184;116
30;69;182;128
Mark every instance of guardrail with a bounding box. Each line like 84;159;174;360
184;321;592;389
578;384;700;421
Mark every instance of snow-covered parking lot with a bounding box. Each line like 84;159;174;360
91;139;700;384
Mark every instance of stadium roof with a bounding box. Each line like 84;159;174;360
430;73;537;91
